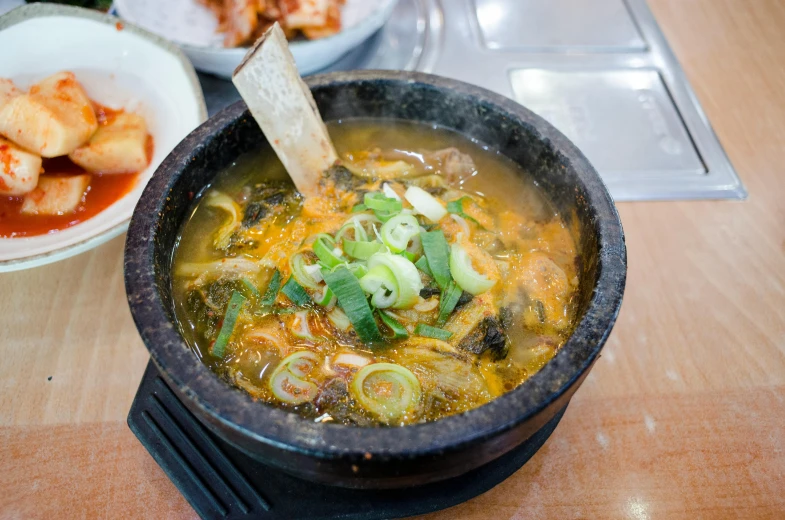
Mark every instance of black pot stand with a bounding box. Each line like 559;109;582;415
128;360;567;520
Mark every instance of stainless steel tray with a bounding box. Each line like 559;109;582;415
201;0;746;201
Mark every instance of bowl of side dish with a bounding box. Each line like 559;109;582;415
125;70;626;488
0;4;206;272
114;0;399;78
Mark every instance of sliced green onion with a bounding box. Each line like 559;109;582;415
376;210;398;223
276;350;321;379
365;253;423;309
351;363;421;422
415;256;433;277
315;286;335;307
352;203;368;213
414;323;453;341
437;281;462;326
378;310;409;339
212;291;247;358
281;276;311;306
241;278;262;300
304;264;324;283
291;311;315;340
322;266;383;344
382;183;402;200
270;370;318;404
260;269;282;307
364;192;402;213
343;240;383;260
406;233;423;257
360;264;399;309
346;262;369;279
404;186;447;222
447;196;483;226
327;307;352;331
445;198;465;215
365;192;403;222
450;214;471;237
450;242;496;295
380;214;420;253
335;218;369;244
421;231;451;290
402;251;416;262
313;234;345;268
272;307;298;315
290;253;322;290
269;350;321;405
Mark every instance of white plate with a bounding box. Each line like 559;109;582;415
0;4;207;272
114;0;398;78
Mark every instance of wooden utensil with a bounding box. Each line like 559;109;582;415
232;23;338;198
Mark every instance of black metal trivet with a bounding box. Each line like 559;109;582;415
128;361;566;520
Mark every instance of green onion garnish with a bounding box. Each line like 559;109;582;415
378;310;409;339
402;251;416;262
343;240;383;260
281;276;311;306
414;323;453;341
447;197;482;226
446;197;468;215
335;218;369;244
380;214;420;253
421;230;451;290
346;262;369;279
260;269;282;307
450;241;496;295
241;278;261;300
359;264;399;309
313;234;345;268
352;203;368;213
212;291;247;358
415;255;433;277
363;253;423;309
437;281;462;326
290;253;321;290
351;363;421;421
364;192;402;213
322;266;383;344
364;192;402;222
315;286;335;307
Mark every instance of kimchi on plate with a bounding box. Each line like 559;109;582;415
199;0;346;47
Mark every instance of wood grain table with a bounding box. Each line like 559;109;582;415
2;0;784;518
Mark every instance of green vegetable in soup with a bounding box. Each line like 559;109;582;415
171;120;581;426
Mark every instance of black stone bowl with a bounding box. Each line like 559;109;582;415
124;71;626;489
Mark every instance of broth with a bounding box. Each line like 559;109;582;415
172;120;580;426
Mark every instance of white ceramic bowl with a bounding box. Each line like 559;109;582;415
0;4;207;272
114;0;398;78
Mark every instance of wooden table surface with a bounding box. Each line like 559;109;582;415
2;0;784;518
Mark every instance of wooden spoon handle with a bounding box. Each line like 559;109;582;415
232;23;338;198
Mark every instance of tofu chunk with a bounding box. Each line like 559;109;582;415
0;78;21;111
21;174;91;215
68;112;149;174
0;72;98;158
0;137;42;196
